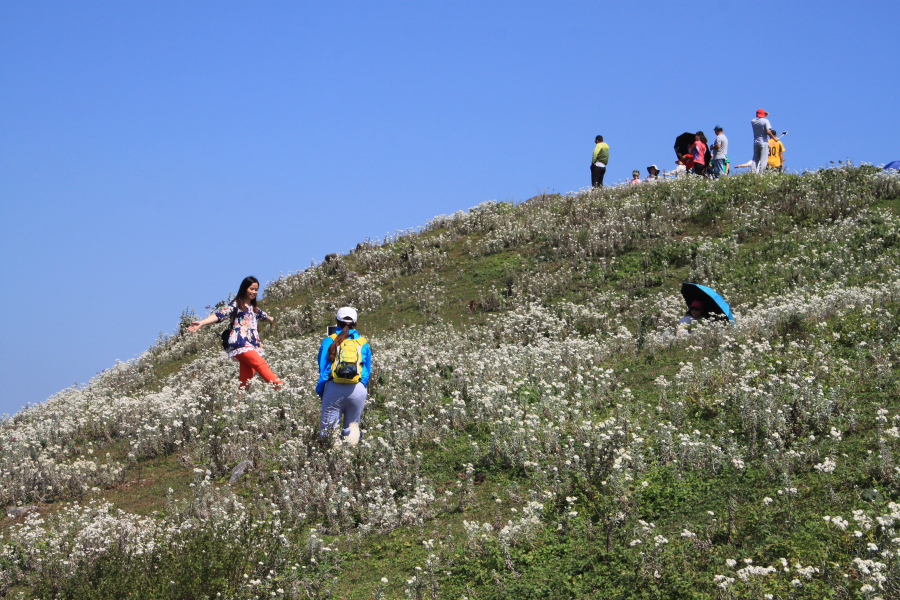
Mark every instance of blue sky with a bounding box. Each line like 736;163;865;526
1;1;898;415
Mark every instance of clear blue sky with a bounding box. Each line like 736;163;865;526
1;1;898;415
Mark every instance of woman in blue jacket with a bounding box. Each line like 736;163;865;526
316;307;372;445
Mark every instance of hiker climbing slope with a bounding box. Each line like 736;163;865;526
317;307;372;445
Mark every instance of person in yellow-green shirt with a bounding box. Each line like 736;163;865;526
591;135;609;187
768;136;785;172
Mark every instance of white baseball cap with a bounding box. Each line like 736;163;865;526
336;307;358;323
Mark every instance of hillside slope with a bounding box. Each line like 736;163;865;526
3;166;900;599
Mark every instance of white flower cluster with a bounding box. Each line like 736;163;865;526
814;456;837;474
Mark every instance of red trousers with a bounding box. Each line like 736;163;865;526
235;350;283;390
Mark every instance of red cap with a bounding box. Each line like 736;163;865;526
756;109;768;117
689;300;705;310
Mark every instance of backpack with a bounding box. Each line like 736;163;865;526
220;303;240;351
329;334;367;384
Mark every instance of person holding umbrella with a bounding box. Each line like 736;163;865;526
677;283;734;336
674;132;696;162
678;300;709;335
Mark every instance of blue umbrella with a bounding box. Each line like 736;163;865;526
681;283;735;322
884;161;900;171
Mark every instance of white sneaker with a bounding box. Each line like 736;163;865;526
347;422;360;446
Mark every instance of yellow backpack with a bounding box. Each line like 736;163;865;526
329;334;367;384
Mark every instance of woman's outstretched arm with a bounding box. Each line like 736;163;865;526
188;314;219;332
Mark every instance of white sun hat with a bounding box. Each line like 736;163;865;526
336;307;358;323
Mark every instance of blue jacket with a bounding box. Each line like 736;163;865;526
316;328;372;396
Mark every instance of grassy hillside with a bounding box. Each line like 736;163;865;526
3;165;900;599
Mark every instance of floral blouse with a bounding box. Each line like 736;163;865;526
214;301;271;359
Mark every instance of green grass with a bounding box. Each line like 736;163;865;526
6;167;900;599
873;195;900;215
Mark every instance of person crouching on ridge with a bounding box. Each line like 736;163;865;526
317;307;372;445
188;276;284;391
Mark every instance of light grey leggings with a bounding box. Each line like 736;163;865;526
752;143;768;174
320;381;367;438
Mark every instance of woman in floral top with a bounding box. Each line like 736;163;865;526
188;276;284;390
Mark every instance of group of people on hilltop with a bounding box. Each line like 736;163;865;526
593;108;786;188
189;276;372;446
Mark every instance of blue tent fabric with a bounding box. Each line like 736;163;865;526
681;283;735;322
884;161;900;171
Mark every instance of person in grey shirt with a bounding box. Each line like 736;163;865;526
751;109;776;174
711;126;728;178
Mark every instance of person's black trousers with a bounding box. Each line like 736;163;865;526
591;164;606;187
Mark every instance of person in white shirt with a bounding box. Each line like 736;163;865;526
666;159;687;178
677;300;708;336
644;165;662;182
710;126;728;178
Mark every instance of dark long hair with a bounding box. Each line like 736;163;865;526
236;276;260;310
327;320;357;362
696;131;708;145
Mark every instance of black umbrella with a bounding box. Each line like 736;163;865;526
674;132;695;160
